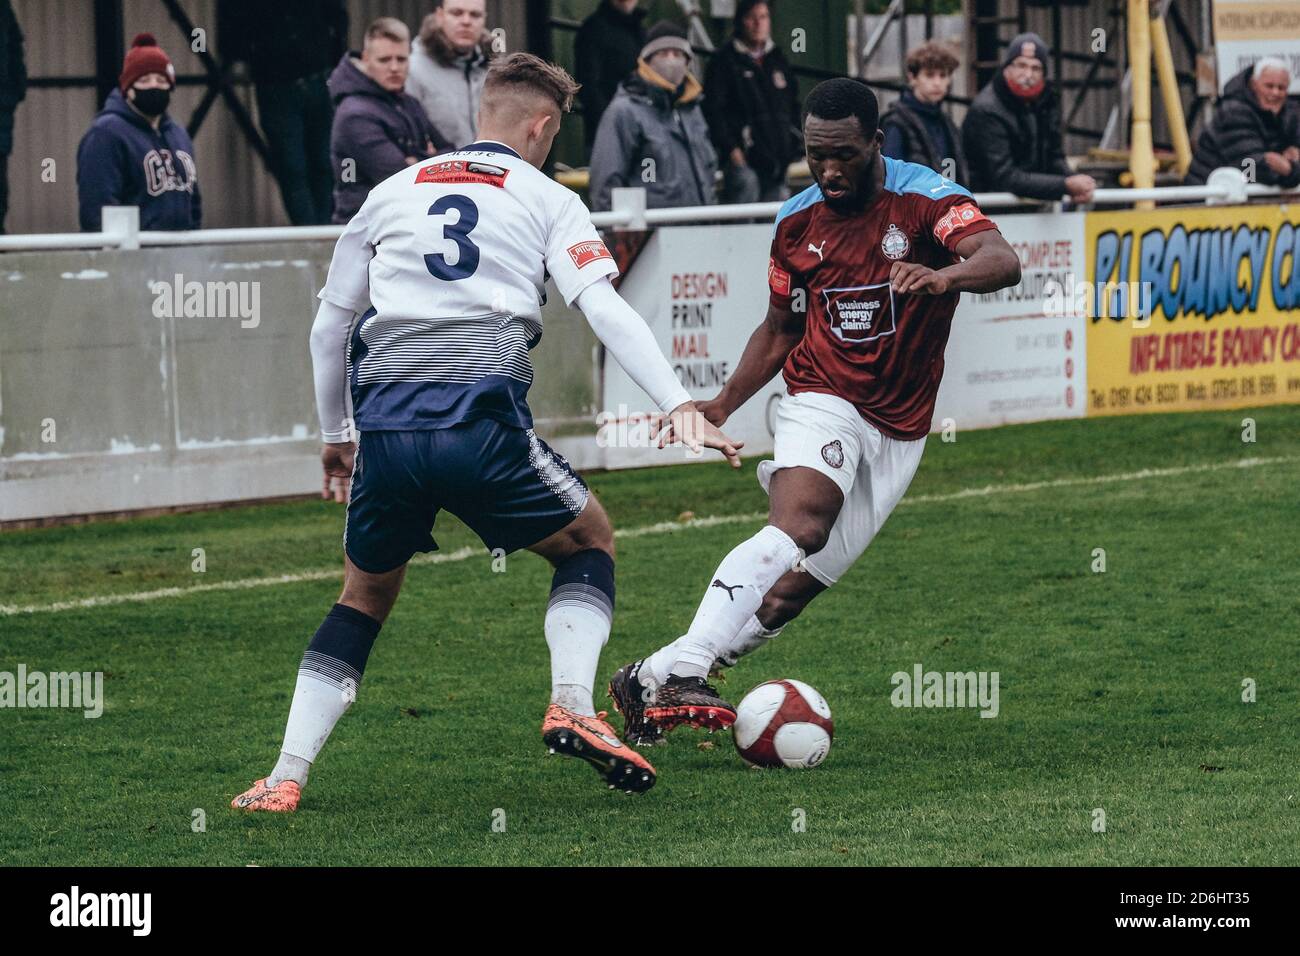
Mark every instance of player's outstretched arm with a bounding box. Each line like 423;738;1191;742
891;229;1022;296
575;278;744;468
309;298;360;502
701;299;807;426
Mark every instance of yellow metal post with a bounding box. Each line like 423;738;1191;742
1151;13;1192;177
1128;0;1155;209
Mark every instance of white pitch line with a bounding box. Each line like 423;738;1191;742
2;454;1294;617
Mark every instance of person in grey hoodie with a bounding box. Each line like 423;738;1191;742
589;21;717;212
328;17;450;224
406;0;494;150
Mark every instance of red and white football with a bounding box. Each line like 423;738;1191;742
733;679;833;768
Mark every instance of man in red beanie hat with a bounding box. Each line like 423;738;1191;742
76;32;201;232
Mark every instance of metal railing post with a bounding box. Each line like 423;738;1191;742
610;188;648;231
101;206;140;251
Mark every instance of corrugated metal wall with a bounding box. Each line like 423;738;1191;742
5;0;525;234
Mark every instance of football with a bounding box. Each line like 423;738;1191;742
733;679;834;769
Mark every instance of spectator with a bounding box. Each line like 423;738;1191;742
0;0;25;234
703;0;800;204
575;0;647;151
328;17;450;224
589;22;718;212
880;39;968;184
962;32;1095;203
76;34;200;233
218;0;346;225
1186;58;1300;188
407;0;494;150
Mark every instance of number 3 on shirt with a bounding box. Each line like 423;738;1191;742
424;195;480;281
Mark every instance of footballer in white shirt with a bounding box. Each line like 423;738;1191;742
233;54;740;811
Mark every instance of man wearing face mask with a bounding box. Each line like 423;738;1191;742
76;33;200;232
589;21;718;212
962;32;1094;203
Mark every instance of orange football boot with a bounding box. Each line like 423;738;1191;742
542;704;656;793
231;778;302;812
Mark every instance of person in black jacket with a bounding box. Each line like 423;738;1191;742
0;0;25;234
1186;59;1300;188
962;32;1095;203
703;0;800;203
219;0;348;224
880;40;967;185
575;0;646;152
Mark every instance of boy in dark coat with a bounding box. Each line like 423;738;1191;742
880;40;967;185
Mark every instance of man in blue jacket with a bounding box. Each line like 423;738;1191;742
328;17;450;224
76;33;201;232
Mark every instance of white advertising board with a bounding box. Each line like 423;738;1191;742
600;224;786;470
932;212;1088;431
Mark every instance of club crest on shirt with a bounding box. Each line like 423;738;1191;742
881;223;910;260
821;282;896;344
821;440;844;469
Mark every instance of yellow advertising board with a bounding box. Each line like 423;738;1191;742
1084;203;1300;416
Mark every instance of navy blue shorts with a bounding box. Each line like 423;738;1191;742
343;421;590;574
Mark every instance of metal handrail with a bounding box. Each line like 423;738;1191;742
0;177;1293;254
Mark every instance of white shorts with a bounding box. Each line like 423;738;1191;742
757;390;926;586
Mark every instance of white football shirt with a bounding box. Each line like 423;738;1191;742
317;140;619;430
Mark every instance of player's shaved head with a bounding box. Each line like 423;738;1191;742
804;77;880;139
478;54;580;167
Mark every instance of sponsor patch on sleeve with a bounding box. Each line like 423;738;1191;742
933;202;989;245
568;239;613;269
768;257;792;296
416;160;510;188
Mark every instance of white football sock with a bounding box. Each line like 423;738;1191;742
716;615;786;669
545;604;610;717
643;639;680;689
670;525;802;679
271;672;355;786
267;752;311;788
645;616;786;687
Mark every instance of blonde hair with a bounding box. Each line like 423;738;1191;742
483;52;580;114
365;17;410;48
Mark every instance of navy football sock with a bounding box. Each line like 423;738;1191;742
269;604;382;786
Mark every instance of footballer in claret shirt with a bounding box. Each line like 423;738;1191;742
608;78;1023;742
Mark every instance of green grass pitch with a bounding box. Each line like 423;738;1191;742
1;405;1297;866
